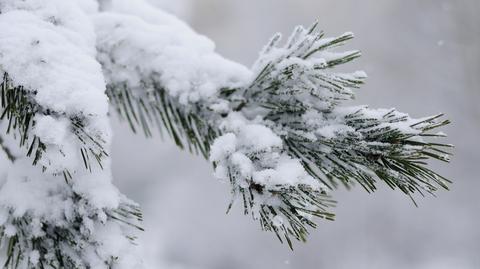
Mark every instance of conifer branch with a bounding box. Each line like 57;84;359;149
104;22;452;248
0;74;143;267
0;0;455;265
0;200;142;268
0;73;108;171
106;82;217;159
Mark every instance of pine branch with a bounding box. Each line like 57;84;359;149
106;81;217;159
0;199;142;268
283;109;452;195
101;18;452;249
0;73;108;172
225;175;336;249
105;80;338;250
0;73;144;267
242;23;452;199
0;4;146;267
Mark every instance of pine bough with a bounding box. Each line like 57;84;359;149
0;0;452;268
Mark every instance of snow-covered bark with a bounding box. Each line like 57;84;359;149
0;0;451;266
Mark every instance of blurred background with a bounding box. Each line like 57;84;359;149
111;1;480;268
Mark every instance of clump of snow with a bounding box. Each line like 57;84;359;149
211;113;321;191
272;215;284;228
0;9;108;116
253;156;319;187
29;250;40;266
72;167;121;210
95;6;251;105
33;115;69;146
316;124;355;139
0;159;73;219
4;224;17;237
219;113;283;149
209;133;237;162
230;152;254;178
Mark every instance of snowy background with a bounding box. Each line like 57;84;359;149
111;1;480;268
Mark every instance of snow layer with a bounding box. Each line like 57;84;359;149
0;3;107;116
96;0;251;105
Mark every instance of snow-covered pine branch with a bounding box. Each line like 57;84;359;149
96;3;451;248
0;1;142;268
0;0;452;267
